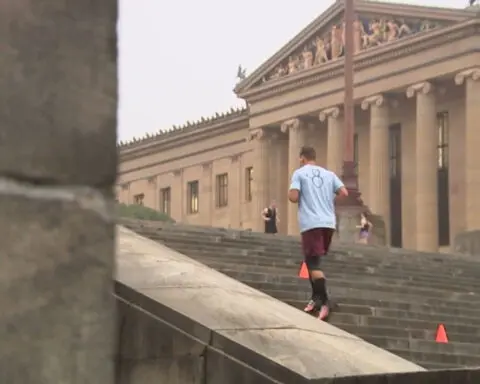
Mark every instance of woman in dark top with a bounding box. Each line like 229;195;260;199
262;202;278;234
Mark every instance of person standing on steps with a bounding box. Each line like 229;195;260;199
356;212;373;244
262;200;279;234
288;146;348;321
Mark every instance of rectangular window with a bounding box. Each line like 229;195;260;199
187;181;199;214
245;167;253;202
160;187;171;215
437;111;449;169
216;173;228;208
133;193;144;206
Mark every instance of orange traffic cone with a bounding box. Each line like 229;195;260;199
435;324;448;343
298;262;309;279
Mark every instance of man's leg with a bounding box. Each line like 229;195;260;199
301;230;316;313
310;228;335;320
309;261;330;320
304;272;316;313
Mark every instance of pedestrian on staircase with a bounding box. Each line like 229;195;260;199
262;200;279;234
288;146;348;320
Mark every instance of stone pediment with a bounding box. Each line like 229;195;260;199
234;1;472;96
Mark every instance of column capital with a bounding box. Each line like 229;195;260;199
318;107;341;122
280;118;302;133
248;128;279;141
247;128;266;141
406;82;434;98
361;94;385;110
454;68;480;85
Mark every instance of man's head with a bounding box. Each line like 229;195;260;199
270;200;276;208
299;146;316;166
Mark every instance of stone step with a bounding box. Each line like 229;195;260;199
278;301;480;343
155;236;480;277
141;228;480;268
362;335;480;360
194;257;480;292
283;299;479;328
368;345;480;369
125;221;478;262
247;281;477;311
216;269;480;304
161;245;480;289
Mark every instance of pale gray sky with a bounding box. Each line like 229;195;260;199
118;0;467;141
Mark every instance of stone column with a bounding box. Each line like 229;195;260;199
407;82;438;251
361;94;390;244
281;118;307;235
201;162;213;226
249;128;271;232
1;2;116;383
319;107;343;175
455;68;480;230
229;155;241;228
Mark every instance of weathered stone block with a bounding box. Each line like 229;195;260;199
0;189;115;384
454;230;480;256
0;1;117;186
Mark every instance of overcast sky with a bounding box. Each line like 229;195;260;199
117;0;469;142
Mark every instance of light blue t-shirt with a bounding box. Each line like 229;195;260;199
289;164;344;233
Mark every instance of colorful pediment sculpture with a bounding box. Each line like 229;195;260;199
260;17;446;84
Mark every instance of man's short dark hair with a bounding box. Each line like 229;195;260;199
300;146;316;161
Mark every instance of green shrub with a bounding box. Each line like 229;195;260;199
117;203;175;222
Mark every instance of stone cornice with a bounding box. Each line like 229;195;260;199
119;109;248;162
240;18;479;103
454;67;480;85
319;107;341;122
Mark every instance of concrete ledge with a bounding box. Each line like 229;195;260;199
116;225;424;382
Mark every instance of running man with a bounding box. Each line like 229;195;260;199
288;146;348;320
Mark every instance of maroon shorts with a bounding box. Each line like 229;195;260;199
301;228;334;258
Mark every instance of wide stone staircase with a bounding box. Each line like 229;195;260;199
120;218;480;370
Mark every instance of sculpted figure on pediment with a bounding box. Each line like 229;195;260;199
397;19;412;36
353;18;364;53
313;36;329;65
269;65;287;80
419;20;436;32
301;46;314;69
257;15;447;86
331;24;344;59
362;19;383;48
287;55;300;74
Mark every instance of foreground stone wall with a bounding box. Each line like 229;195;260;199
0;2;117;383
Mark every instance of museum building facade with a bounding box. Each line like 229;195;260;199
117;1;480;252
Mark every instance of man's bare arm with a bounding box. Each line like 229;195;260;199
336;186;348;197
288;189;299;203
